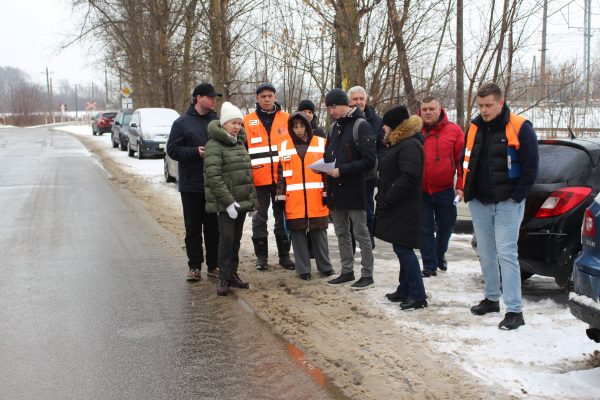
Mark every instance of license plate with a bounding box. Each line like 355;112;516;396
159;144;165;149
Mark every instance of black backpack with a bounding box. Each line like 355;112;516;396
328;118;378;180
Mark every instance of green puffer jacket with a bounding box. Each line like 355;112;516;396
204;120;258;213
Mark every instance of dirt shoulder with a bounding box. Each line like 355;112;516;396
73;132;506;399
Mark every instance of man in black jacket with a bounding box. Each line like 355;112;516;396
324;88;377;290
348;86;384;249
166;83;221;281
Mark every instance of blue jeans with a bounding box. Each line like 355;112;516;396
420;189;457;271
392;244;427;301
468;199;525;313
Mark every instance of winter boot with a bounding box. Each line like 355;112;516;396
252;237;268;270
276;234;295;270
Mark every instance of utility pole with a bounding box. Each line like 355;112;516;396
45;66;51;122
105;66;109;108
75;84;79;120
584;0;592;108
540;0;547;86
50;78;55;123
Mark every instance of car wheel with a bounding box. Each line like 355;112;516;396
164;158;176;183
92;128;97;136
111;133;118;148
127;141;135;157
119;136;127;151
137;142;144;159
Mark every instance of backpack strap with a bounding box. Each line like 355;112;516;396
352;118;367;144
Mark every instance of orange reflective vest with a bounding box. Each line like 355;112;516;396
279;136;329;220
244;110;290;187
462;113;526;187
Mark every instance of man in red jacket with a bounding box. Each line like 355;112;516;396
419;95;464;277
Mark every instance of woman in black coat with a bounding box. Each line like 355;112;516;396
375;106;428;310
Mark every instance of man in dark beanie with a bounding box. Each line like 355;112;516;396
243;83;294;270
298;99;325;137
323;88;377;290
166;82;222;281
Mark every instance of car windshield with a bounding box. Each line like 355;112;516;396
103;112;117;118
123;114;132;124
142;110;178;127
537;144;591;183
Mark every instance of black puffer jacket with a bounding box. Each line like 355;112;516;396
324;107;376;210
166;104;218;192
375;116;424;248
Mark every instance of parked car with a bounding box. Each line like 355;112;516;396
93;111;117;136
91;112;102;135
111;109;134;151
472;138;600;288
127;108;179;159
164;152;178;183
569;195;600;342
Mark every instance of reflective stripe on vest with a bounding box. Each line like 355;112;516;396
243;110;290;186
280;136;329;220
462;113;526;187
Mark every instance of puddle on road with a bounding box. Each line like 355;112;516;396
177;280;351;400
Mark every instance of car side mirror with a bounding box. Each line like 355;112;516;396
130;122;138;128
115;121;120;126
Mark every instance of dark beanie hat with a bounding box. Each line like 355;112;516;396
382;105;410;130
297;99;315;112
325;88;349;107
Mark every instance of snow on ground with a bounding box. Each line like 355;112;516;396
56;124;600;399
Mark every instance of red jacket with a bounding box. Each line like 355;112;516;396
420;109;464;194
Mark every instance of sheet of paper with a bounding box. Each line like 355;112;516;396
307;159;336;173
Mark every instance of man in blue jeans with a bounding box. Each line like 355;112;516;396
419;95;465;277
463;83;538;330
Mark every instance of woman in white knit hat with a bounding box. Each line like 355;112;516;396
204;102;258;296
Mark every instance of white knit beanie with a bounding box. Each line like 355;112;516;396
220;102;243;125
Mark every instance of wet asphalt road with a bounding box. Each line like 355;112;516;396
0;127;337;400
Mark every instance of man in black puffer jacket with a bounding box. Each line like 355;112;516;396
166;83;221;281
323;88;377;290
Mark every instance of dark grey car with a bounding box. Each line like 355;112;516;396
111;109;134;151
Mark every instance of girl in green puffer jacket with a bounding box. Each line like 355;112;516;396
204;102;258;296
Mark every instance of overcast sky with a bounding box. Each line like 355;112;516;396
0;0;597;92
0;0;102;87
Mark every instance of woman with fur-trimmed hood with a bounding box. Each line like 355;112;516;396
375;105;428;310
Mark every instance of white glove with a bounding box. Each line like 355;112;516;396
226;202;240;219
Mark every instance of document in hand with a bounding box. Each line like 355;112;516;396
307;159;336;173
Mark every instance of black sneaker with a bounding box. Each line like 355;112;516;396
256;256;268;271
438;257;448;272
470;299;500;315
422;269;437;277
385;292;407;303
320;269;335;277
299;273;311;281
350;276;374;290
400;298;428;310
327;272;355;285
498;312;525;330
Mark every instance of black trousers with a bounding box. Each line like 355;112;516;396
217;212;246;281
180;191;219;270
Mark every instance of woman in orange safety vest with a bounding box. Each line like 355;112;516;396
276;112;335;280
